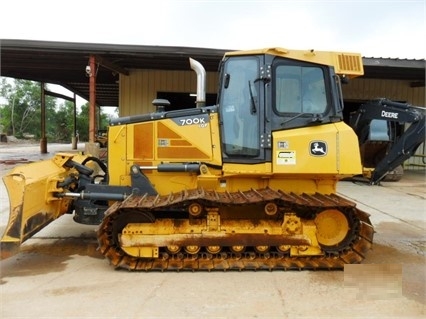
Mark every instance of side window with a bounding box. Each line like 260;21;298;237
275;65;327;114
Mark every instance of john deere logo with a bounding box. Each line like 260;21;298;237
310;141;327;156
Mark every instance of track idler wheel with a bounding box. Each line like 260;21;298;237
314;209;350;249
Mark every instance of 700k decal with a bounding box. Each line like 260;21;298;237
173;114;210;128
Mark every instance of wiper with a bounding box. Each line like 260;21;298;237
248;80;257;114
280;113;323;127
280;113;305;126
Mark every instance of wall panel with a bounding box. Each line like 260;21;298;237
343;78;425;106
120;69;219;116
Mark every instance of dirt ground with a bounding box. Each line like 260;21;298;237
0;143;425;319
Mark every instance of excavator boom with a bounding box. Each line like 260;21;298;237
350;98;425;184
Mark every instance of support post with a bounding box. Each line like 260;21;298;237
86;55;100;158
71;93;77;149
89;55;96;143
40;82;47;154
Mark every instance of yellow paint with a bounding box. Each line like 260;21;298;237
225;47;364;78
1;153;87;246
272;122;361;176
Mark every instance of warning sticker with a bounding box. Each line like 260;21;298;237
158;139;170;147
277;151;296;165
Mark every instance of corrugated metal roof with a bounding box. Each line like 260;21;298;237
1;39;424;107
363;57;425;68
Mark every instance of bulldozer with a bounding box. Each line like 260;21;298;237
1;47;424;271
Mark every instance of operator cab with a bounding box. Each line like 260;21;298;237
217;53;344;163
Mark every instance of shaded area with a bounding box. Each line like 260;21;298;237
0;237;102;282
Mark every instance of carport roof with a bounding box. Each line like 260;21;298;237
1;39;425;107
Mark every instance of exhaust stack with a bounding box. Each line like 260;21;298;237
189;58;206;107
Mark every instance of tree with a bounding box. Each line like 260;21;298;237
77;103;90;142
0;79;56;139
76;102;110;142
0;78;13;135
49;100;75;142
0;78;112;142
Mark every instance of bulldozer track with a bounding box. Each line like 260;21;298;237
97;187;374;271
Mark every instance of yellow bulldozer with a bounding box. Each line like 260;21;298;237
1;47;424;271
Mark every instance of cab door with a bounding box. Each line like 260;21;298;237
218;55;269;165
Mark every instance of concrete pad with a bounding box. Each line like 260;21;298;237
0;143;425;318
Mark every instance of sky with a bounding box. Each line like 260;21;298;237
0;0;425;59
0;0;424;110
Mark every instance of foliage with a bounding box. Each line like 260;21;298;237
0;78;110;142
0;78;54;138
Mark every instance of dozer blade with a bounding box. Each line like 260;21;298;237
1;154;83;259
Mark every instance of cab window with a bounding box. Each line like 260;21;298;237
275;65;327;114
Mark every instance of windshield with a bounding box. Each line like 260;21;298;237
219;57;260;156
